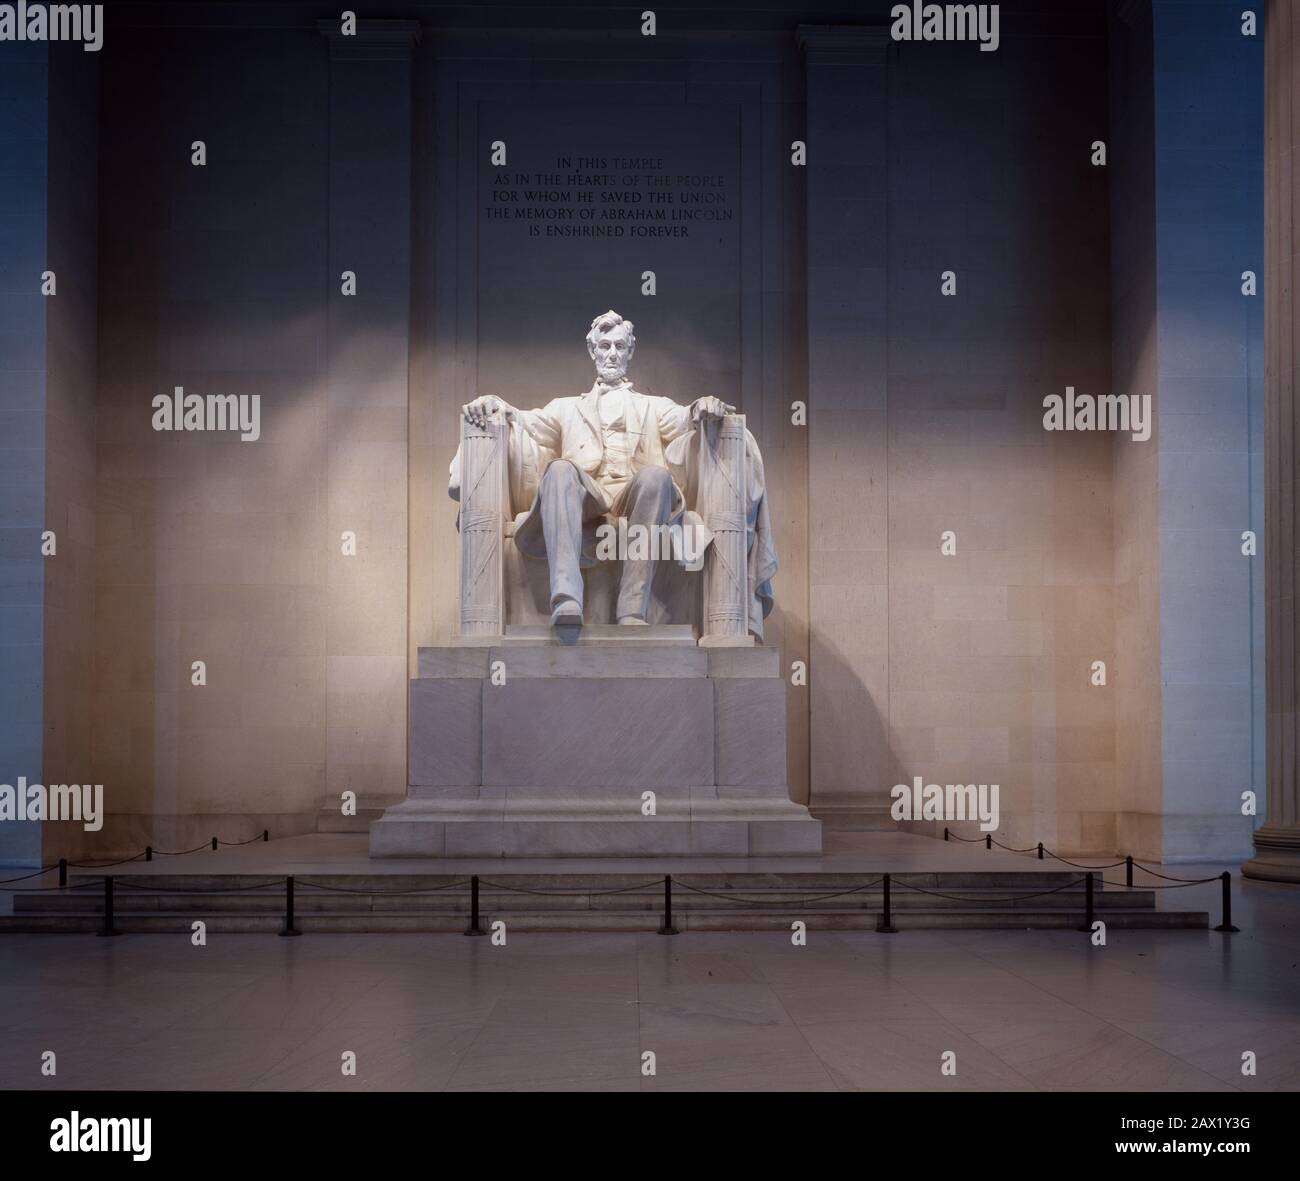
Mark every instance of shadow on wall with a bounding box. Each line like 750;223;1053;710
807;630;900;827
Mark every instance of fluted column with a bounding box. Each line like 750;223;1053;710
1245;0;1300;882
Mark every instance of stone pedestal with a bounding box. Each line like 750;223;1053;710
370;637;821;857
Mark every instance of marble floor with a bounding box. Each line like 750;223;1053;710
0;864;1297;1091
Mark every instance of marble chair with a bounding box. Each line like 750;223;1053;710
455;411;757;645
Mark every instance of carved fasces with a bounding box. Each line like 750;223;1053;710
698;414;752;646
459;415;509;637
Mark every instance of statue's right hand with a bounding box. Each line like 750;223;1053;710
462;395;512;427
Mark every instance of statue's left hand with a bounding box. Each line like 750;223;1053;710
691;396;734;423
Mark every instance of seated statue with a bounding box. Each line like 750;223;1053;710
450;310;778;641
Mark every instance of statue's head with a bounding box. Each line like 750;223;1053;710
586;310;635;385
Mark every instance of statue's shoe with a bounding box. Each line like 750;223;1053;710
550;599;583;628
617;615;649;626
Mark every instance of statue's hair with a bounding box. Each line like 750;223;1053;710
586;309;635;351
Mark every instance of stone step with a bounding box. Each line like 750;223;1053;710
316;806;388;834
12;885;1160;913
422;645;709;678
0;906;1208;934
44;869;1148;890
404;784;795;802
10;894;1164;915
378;796;814;818
7;865;1197;936
369;808;823;857
451;624;698;647
811;801;900;831
417;645;779;679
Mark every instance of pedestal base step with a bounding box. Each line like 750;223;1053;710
810;801;900;832
453;624;697;647
369;797;822;858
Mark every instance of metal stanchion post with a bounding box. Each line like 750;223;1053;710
97;876;120;937
1214;871;1240;933
464;875;485;936
279;875;300;937
876;873;898;934
1077;872;1094;933
985;834;992;850
58;858;67;888
1125;855;1133;887
658;875;678;935
1037;842;1043;860
145;845;152;863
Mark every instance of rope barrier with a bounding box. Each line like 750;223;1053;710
892;876;1089;904
0;826;1236;933
1127;861;1220;884
295;878;473;896
672;877;886;906
66;852;148;869
948;826;1223;884
0;870;1220;902
0;879;102;893
1098;875;1217;890
0;828;270;893
989;837;1040;854
111;879;284;894
0;864;60;885
475;877;664;897
939;829;1235;930
1044;851;1130;870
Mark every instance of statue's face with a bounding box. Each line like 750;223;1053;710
588;324;634;384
